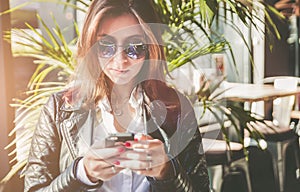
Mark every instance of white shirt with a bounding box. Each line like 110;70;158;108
77;86;150;192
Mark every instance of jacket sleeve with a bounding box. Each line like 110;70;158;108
23;94;101;192
147;96;210;192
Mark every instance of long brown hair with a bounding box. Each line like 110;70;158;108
66;0;169;104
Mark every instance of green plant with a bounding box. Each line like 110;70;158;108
0;0;283;183
193;76;265;146
1;14;78;183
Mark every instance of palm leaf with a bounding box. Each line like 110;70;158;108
1;14;76;183
196;81;267;156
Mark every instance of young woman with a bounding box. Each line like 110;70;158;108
23;0;210;191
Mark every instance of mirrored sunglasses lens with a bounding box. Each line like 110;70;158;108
99;44;115;58
125;44;146;59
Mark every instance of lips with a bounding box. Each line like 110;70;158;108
110;68;129;74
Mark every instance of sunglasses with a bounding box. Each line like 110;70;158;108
98;41;148;60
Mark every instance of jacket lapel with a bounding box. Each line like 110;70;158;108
60;100;96;159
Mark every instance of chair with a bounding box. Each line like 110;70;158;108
200;122;252;192
246;77;300;192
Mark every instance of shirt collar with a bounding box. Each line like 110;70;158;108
98;85;144;112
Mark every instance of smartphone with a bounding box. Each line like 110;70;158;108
105;133;134;147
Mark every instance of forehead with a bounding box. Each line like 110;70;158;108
97;14;144;40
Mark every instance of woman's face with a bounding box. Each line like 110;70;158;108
97;14;146;85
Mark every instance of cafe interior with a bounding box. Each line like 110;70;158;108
0;0;300;192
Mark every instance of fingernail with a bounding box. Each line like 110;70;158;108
134;138;139;142
133;148;146;152
114;160;120;165
118;147;125;152
124;142;131;147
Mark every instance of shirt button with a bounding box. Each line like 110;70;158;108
39;175;47;183
65;121;72;128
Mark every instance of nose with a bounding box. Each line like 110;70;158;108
112;47;128;67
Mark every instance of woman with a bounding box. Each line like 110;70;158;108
23;0;210;191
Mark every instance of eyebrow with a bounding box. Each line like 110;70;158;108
97;34;145;41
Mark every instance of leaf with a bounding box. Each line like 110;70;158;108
1;8;76;183
206;0;219;14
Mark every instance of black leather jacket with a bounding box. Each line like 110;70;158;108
23;88;210;192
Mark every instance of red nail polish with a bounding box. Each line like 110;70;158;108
114;160;120;165
124;142;131;147
118;147;125;152
134;138;139;142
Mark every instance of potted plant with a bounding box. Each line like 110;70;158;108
0;0;283;185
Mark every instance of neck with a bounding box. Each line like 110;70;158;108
107;82;135;117
107;79;136;101
112;84;132;100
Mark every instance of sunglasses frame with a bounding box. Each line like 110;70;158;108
98;41;148;60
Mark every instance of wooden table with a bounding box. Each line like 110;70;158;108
221;82;300;102
214;81;300;129
199;82;300;134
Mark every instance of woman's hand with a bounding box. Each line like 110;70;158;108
117;135;175;180
82;142;126;182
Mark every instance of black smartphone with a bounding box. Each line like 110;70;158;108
105;133;134;147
